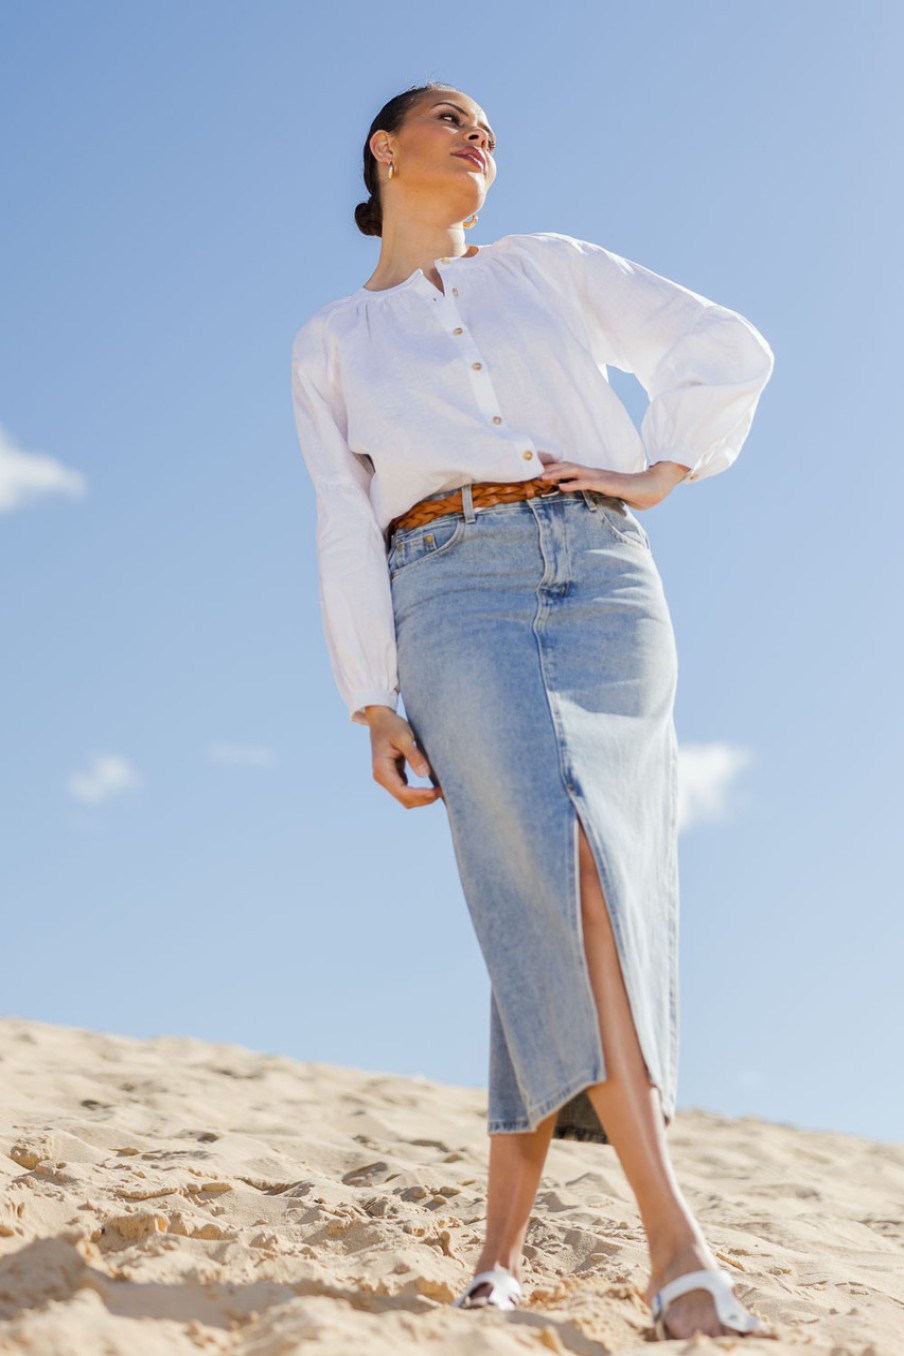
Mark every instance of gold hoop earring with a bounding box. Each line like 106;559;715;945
463;212;478;228
387;160;394;180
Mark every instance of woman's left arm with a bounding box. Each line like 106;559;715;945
536;235;775;508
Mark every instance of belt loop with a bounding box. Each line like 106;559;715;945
580;488;599;513
461;481;476;523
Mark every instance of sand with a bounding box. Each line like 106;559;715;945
0;1015;900;1354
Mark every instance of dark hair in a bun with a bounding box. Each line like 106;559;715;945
355;81;456;238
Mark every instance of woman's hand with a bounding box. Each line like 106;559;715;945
537;458;691;509
364;706;443;809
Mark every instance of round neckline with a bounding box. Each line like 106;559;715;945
355;241;491;297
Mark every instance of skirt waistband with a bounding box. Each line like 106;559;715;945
388;477;576;539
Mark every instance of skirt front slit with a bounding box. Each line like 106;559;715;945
388;489;680;1145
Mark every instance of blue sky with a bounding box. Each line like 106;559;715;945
2;1;901;1144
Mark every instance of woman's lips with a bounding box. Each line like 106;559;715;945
453;149;485;172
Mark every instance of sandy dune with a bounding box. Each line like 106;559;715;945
0;1016;900;1354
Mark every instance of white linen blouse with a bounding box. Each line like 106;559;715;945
290;230;775;725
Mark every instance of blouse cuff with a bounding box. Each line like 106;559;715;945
350;689;400;726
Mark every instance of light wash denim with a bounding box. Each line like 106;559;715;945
388;484;680;1145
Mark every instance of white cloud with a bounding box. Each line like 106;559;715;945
0;421;86;513
207;742;275;768
67;753;143;805
677;741;753;832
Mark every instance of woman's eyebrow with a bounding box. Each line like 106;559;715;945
431;100;495;140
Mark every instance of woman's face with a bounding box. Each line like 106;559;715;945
377;88;497;201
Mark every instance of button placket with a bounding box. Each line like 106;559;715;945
437;286;535;464
423;259;538;464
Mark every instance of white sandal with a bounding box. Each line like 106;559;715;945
650;1267;769;1340
451;1266;524;1310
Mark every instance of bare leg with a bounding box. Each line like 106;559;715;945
466;1111;557;1298
576;817;748;1338
466;819;751;1338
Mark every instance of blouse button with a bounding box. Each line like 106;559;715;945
472;361;482;370
522;450;534;460
453;327;463;335
440;256;450;263
452;287;459;296
492;416;502;425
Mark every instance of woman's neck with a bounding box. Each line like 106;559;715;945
363;221;478;292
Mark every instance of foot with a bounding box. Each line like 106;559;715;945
643;1240;767;1340
451;1265;523;1310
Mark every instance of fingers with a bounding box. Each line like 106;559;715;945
540;463;623;496
539;462;663;509
371;729;444;809
402;733;430;779
538;459;579;481
376;759;444;807
539;460;616;487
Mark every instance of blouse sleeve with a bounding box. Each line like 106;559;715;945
552;234;775;482
291;322;400;725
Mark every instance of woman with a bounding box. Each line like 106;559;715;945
291;82;775;1342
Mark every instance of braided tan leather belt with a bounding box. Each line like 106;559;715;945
388;477;568;539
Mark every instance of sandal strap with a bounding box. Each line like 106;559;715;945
651;1268;764;1334
453;1266;523;1309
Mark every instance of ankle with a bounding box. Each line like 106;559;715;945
474;1248;522;1279
646;1225;712;1279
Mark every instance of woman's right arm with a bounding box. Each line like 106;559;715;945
291;323;441;809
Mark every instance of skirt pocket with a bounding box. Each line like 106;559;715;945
387;514;467;580
594;497;652;553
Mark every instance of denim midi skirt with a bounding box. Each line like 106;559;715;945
387;484;680;1145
